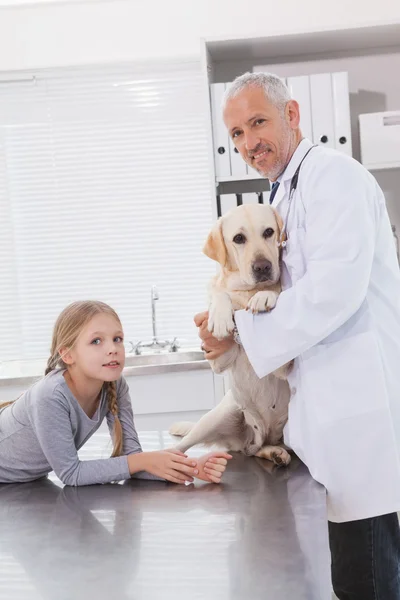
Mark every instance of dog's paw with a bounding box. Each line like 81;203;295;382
208;300;234;339
256;445;291;467
271;447;291;467
246;291;278;314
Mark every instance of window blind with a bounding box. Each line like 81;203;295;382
0;62;215;360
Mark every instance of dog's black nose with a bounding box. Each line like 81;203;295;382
252;259;272;281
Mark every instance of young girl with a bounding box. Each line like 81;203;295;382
0;301;231;486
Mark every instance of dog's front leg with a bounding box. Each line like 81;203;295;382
173;391;239;453
208;290;234;340
206;289;238;373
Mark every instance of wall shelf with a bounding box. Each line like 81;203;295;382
216;175;263;183
204;22;400;66
366;162;400;171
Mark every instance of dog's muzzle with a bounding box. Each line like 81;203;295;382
252;258;272;283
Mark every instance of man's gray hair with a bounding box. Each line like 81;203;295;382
222;72;291;113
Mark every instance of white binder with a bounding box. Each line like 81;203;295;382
331;71;353;157
228;136;248;179
287;75;313;142
226;80;248;180
210;83;231;179
310;73;335;149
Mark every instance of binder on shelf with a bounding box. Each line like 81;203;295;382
286;75;313;142
210;83;231;179
331;71;353;157
227;82;248;179
228;137;248;178
309;73;335;150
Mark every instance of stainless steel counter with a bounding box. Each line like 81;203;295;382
0;433;333;600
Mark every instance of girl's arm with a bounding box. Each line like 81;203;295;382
30;389;197;486
30;393;133;486
110;379;232;484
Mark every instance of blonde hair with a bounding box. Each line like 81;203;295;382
0;300;124;458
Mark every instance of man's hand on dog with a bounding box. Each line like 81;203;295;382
194;311;235;360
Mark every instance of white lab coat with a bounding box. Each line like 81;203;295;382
235;138;400;523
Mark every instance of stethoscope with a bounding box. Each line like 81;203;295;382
277;145;317;249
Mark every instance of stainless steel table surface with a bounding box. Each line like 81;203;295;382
0;432;332;600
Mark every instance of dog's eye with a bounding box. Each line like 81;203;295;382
263;228;274;239
233;233;246;244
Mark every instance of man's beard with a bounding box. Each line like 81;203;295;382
249;127;292;180
254;152;285;180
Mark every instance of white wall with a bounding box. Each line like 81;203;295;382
0;0;400;71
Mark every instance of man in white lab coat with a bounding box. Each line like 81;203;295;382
196;72;400;599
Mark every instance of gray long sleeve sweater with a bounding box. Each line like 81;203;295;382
0;369;158;486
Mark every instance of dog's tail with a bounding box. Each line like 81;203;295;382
169;421;194;437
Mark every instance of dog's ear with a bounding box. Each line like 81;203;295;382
272;208;286;244
203;219;228;266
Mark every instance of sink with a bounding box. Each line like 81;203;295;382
123;349;208;375
124;350;205;367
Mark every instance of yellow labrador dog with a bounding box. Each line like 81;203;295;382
170;203;292;466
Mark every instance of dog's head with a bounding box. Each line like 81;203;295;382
203;204;284;287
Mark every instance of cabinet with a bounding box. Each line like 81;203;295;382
359;111;400;170
0;367;221;432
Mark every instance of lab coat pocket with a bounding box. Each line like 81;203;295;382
283;227;306;283
301;332;387;426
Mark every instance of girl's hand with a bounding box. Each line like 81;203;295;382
128;450;199;484
195;451;232;483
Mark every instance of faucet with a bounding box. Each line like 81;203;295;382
151;285;159;343
128;286;179;355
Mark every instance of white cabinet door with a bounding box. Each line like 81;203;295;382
125;370;215;415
